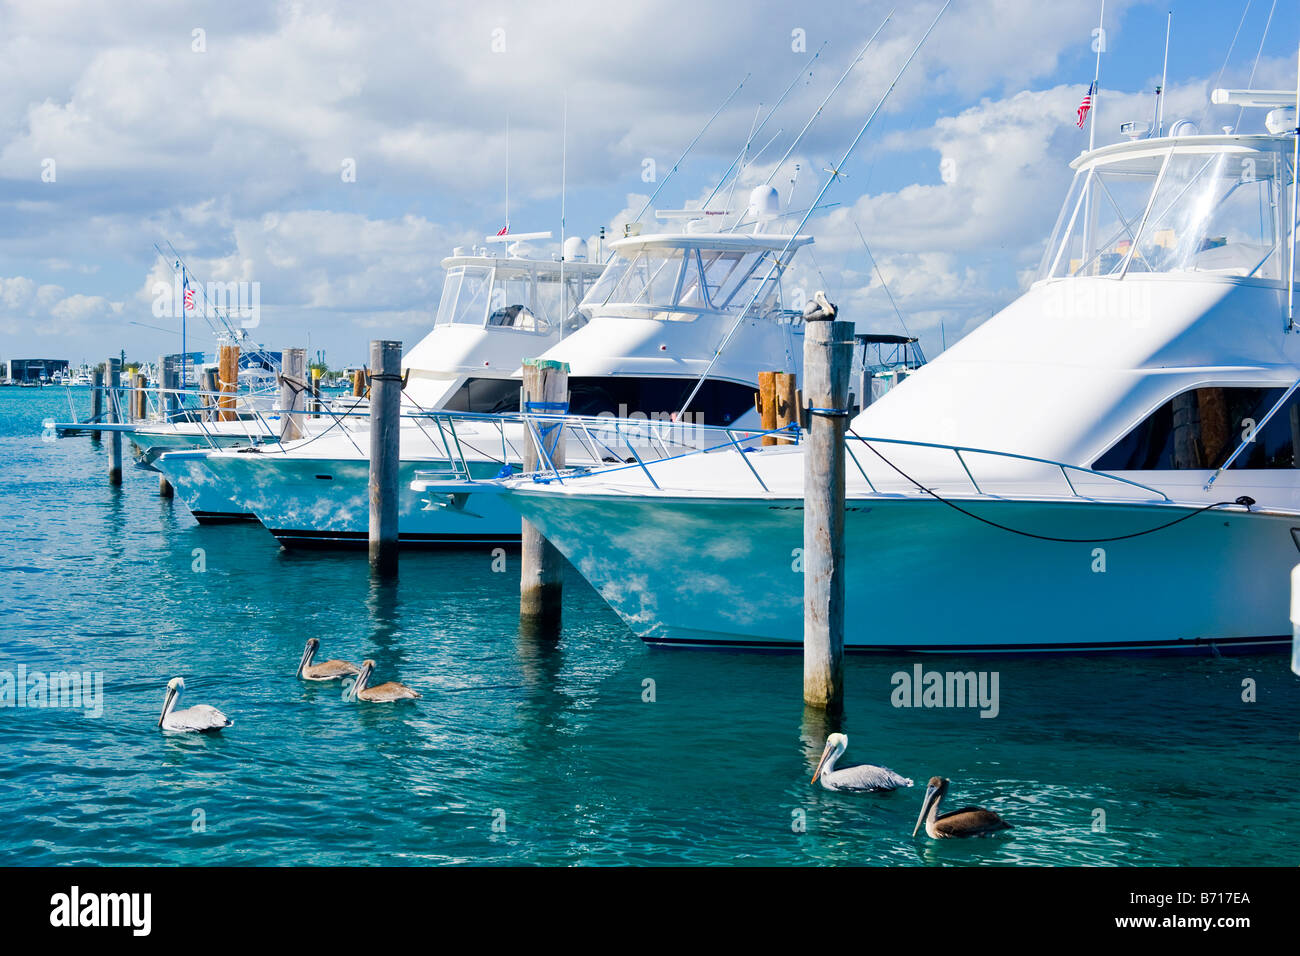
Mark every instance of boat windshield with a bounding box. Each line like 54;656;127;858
1038;144;1297;282
580;245;791;320
436;263;595;333
436;266;493;326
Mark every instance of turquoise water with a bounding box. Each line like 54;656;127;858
2;387;1298;865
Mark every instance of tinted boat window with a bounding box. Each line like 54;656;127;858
442;378;522;414
568;376;756;426
1093;386;1297;470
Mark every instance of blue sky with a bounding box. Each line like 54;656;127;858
0;0;1296;368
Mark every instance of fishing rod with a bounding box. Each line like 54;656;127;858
853;219;911;338
701;41;828;211
619;73;750;250
676;0;952;420
761;14;892;190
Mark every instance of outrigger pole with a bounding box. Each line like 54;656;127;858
676;0;953;420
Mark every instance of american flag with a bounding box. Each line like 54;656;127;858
1076;83;1094;129
183;286;195;311
495;225;509;236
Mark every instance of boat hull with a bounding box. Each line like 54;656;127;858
154;452;260;523
204;454;523;548
501;490;1296;653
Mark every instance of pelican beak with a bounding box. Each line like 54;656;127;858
912;784;939;838
296;642;313;678
159;686;177;727
811;741;832;784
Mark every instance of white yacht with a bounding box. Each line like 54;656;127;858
490;86;1300;653
155;240;605;526
168;195;827;545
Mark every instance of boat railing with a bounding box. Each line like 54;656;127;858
405;409;777;491
452;414;1172;502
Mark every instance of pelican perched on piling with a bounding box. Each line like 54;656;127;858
811;733;912;792
347;660;420;703
912;776;1012;838
158;677;232;732
296;638;360;682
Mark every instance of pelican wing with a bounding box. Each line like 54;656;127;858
358;681;420;702
824;763;913;792
165;704;232;732
934;807;1011;837
303;659;360;680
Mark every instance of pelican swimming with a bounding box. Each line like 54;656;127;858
811;733;912;792
158;677;232;732
347;660;420;703
296;637;360;682
912;776;1012;838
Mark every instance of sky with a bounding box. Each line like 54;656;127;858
0;0;1297;369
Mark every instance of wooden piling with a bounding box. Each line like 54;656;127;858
802;294;852;713
218;344;239;421
756;370;778;445
201;367;219;422
157;357;175;496
132;372;147;421
106;358;122;485
353;368;367;398
367;340;403;575
89;368;104;442
775;372;798;444
279;348;307;442
520;358;570;636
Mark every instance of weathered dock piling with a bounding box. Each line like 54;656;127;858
367;340;403;576
105;358;122;486
132;372;147;421
802;292;852;713
1292;564;1300;677
201;368;218;421
218;344;239;421
520;358;569;637
157;356;176;497
279;348;307;442
89;368;103;442
353;368;367;397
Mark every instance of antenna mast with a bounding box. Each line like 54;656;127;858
1089;0;1105;152
1157;11;1172;135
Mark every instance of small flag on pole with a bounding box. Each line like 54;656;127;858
183;285;195;311
1076;83;1094;129
495;225;509;237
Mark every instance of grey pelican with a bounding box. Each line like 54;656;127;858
811;733;913;792
347;660;420;703
158;677;232;732
296;638;360;682
912;776;1012;838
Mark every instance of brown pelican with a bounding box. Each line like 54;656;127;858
912;776;1012;838
347;659;420;703
158;677;232;732
811;733;912;792
296;638;360;682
